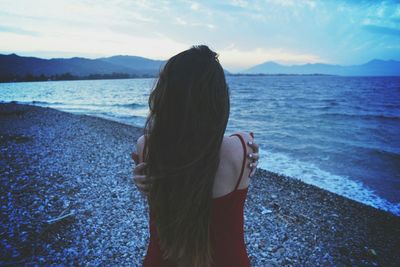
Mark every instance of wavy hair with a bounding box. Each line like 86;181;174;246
143;45;230;267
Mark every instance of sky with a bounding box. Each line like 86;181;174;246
0;0;399;72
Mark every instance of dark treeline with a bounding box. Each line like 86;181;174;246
0;72;156;83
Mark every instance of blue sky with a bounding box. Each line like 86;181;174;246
0;0;399;71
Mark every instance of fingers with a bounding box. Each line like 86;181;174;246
133;174;153;184
247;152;259;169
247;152;259;161
133;174;152;195
134;162;147;174
248;161;258;169
249;165;257;177
248;161;258;177
132;162;152;195
247;140;259;153
136;183;151;194
246;135;260;177
131;152;139;164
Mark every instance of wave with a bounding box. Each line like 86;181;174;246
257;149;400;216
367;147;400;161
321;112;400;121
322;99;339;106
384;103;400;109
14;100;65;105
112;103;145;109
20;101;145;109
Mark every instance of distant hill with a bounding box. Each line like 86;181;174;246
243;59;400;76
98;55;164;76
0;53;165;82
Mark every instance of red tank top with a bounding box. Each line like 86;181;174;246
137;134;250;267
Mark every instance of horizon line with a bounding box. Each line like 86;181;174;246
1;51;399;73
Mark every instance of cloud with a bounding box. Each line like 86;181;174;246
265;0;295;6
363;25;400;37
190;2;200;10
174;16;214;29
0;25;39;36
175;17;188;25
226;0;247;8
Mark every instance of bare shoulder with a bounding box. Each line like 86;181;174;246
220;132;253;163
212;132;253;197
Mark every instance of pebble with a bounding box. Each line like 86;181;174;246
261;207;273;215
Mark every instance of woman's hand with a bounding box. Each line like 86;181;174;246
132;162;152;196
247;132;259;177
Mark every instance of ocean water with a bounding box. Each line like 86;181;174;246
1;76;399;215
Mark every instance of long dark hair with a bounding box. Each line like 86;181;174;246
143;45;230;267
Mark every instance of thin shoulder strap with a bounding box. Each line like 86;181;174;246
230;133;247;191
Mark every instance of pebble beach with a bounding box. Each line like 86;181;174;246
1;102;399;266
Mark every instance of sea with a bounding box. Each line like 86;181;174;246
1;76;399;215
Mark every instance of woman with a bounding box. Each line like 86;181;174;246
132;45;259;267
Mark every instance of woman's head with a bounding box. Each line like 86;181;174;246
147;45;229;153
144;45;229;267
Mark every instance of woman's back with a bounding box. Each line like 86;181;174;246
138;132;253;267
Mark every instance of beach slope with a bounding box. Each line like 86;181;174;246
0;103;399;266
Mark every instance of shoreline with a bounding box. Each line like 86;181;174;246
1;103;399;266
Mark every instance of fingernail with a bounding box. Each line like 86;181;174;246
249;163;253;168
248;153;253;158
248;141;253;145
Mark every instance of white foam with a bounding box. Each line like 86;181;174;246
257;148;400;216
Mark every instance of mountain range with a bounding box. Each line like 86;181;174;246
0;53;399;82
0;54;164;80
243;59;400;76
